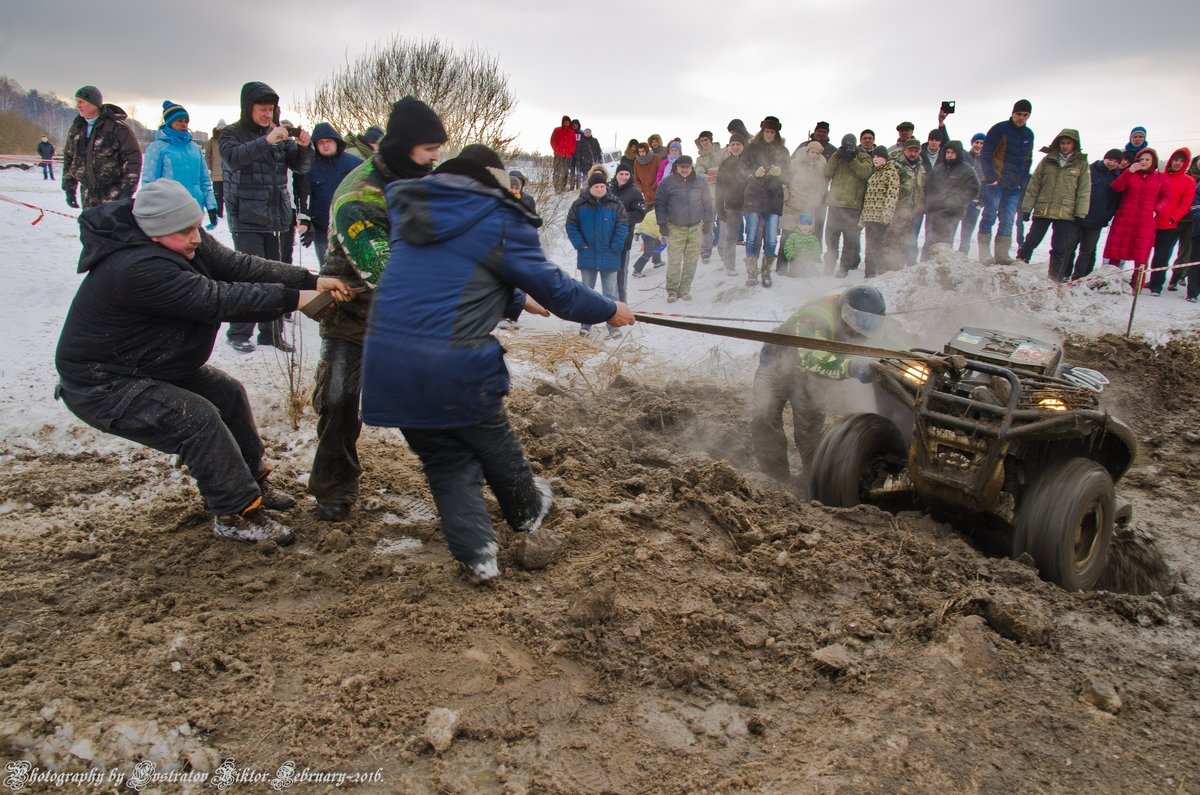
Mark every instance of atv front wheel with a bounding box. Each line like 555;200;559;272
808;413;906;507
1013;458;1115;591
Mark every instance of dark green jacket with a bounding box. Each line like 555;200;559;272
824;151;873;209
1021;129;1091;220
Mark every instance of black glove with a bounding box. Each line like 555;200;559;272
300;226;314;247
206;209;219;230
65;192;79;209
1021;211;1031;223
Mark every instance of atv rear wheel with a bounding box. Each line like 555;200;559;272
1013;458;1115;591
808;413;906;507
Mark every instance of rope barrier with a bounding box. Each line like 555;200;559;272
0;194;78;225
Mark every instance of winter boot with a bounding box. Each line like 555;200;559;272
213;498;296;545
256;467;297;510
977;233;992;264
760;258;774;288
992;235;1014;265
1047;254;1064;282
744;256;759;287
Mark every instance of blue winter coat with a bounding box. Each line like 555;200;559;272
362;168;617;429
306;122;363;232
981;119;1035;190
142;126;217;211
565;188;628;272
1080;160;1122;230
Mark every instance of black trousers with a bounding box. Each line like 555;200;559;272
227;230;288;343
59;367;264;516
1171;219;1193;284
401;409;542;568
924;209;964;255
1186;235;1200;300
308;338;363;508
1071;226;1103;279
1149;229;1180;292
824;206;862;272
862;222;888;278
212;182;224;218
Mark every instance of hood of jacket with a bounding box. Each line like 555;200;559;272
943;140;965;164
76;199;157;274
238;81;279;130
560;115;572;127
98;103;129;123
1136;148;1161;171
1166;147;1193;174
388;168;540;246
311;122;346;157
1054;128;1081;149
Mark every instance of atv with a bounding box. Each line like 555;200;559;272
808;327;1137;591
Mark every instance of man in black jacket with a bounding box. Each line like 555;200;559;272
220;81;315;353
37;136;56;180
55;179;351;545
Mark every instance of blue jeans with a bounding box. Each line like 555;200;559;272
957;203;981;252
743;212;780;258
401;408;541;569
979;184;1022;237
578;268;617;331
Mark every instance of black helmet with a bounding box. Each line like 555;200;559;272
841;285;886;336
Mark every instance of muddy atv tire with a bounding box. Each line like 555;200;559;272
1013;457;1115;591
809;413;906;507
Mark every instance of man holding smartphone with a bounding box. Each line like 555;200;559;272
219;81;314;353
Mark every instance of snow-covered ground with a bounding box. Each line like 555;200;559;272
1;169;1196;463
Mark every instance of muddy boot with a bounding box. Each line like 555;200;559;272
256;467;297;510
1047;253;1064;282
760;258;774;288
977;233;992;264
993;235;1013;265
213;498;296;545
744;256;759;287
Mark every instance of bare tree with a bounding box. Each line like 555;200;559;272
296;37;516;158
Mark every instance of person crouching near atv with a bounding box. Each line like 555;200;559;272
55;179;353;546
751;285;887;483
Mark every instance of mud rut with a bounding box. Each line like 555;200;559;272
1;335;1199;794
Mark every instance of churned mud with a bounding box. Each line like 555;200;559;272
2;336;1199;794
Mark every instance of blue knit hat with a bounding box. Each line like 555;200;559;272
161;100;188;126
1130;126;1146;136
971;132;986;143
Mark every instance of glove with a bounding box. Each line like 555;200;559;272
1021;211;1031;223
767;165;782;177
205;209;219;231
65;192;79;209
848;359;876;383
1059;364;1109;392
755;167;766;178
300;226;314;247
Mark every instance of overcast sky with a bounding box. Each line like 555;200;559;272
4;0;1198;159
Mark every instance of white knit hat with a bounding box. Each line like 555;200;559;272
133;180;203;236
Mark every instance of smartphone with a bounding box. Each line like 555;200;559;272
941;101;956;115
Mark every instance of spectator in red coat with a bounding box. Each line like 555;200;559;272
1103;149;1169;293
1147;147;1195;295
550;115;577;192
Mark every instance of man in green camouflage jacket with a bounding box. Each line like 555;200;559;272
308;98;447;521
62;86;142;209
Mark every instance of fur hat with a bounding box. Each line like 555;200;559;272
814;121;830;132
1013;99;1032;114
133;179;204;237
75;85;103;107
760;116;782;132
161;101;188;126
806;141;825;154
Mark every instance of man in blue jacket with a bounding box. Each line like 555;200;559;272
302;123;363;265
566;170;628;338
361;145;635;584
1069;148;1123;280
978;99;1035;265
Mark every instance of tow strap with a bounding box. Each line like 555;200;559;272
633;312;945;364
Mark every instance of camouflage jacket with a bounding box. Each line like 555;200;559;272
891;154;927;218
318;154;407;342
62;106;143;208
859;160;900;226
763;296;854;380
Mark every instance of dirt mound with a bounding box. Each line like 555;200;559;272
2;341;1200;792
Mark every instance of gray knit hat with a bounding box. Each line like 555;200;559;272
133;180;204;236
75;85;103;107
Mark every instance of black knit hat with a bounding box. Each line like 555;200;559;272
75;85;103;107
872;145;889;159
588;170;607;187
814;121;830;132
728;132;748;146
760;116;782;132
614;161;633;176
379;96;447;177
1013;99;1032;114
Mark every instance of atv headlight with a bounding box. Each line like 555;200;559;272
1038;397;1068;411
901;361;930;385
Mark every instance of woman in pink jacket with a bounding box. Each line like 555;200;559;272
1103;148;1168;292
